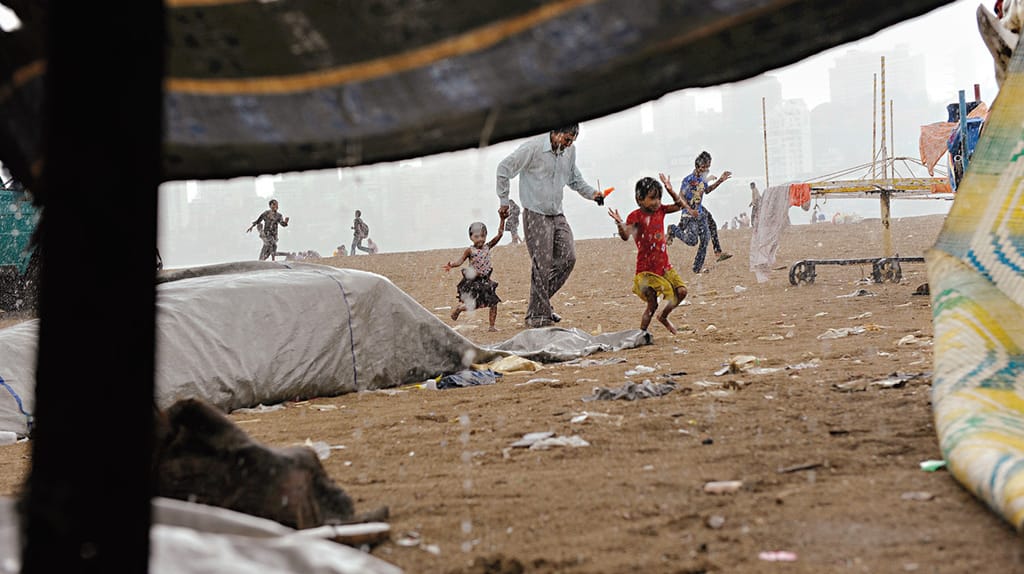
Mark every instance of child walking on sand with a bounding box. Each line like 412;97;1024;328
443;214;507;331
608;174;688;334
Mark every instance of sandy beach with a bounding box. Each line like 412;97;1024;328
0;213;1020;573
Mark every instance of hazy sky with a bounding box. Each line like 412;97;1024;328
701;0;997;111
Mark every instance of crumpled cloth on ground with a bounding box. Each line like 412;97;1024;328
486;328;651;363
472;355;543;373
583;380;676;401
435;369;501;389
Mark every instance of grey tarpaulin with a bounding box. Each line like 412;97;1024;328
0;496;401;574
0;264;502;435
0;265;652;435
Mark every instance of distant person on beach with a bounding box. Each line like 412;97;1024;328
367;237;379;254
505;198;523;245
246;198;289;261
738;212;750;228
496;123;605;328
351;210;371;255
333;245;348;257
750;182;761;230
666;151;732;273
608;174;689;334
443;214;507;331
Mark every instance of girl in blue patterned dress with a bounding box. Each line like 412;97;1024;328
443;214;507;331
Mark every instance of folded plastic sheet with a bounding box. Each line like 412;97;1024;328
0;496;402;574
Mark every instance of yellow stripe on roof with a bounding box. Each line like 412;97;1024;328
167;0;596;95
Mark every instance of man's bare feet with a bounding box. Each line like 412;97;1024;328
657;313;678;334
488;326;498;332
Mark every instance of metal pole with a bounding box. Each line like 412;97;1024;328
762;96;769;188
959;90;970;176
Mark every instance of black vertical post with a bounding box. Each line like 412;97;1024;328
21;3;163;573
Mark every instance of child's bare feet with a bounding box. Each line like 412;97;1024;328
657;313;678;334
451;307;462;321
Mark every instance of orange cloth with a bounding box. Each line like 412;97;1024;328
918;102;989;176
789;183;810;207
931;182;952;194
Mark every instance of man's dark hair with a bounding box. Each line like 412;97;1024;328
552;123;580;136
695;151;712;168
269;199;278;206
634;177;662;203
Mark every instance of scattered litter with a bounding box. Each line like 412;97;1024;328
814;312;828;317
420;369;502;390
562;357;627;367
848;312;873;320
624;364;656;376
733;285;748;293
835;372;927;392
758;551;798;562
920;459;946;472
705;325;718;333
583;380;676;401
713;366;730;376
510;433;590;450
515;377;560;387
897;334;928;346
510;431;555;448
725;355;759;374
913;283;930;296
422;544;441;556
642;465;655;471
231;403;285;415
901;491;935;501
758;334;784;341
838;289;876;298
747;367;782;375
777;462;823;474
575;377;599;383
303;439;332;460
570;411;624;426
786;359;820;370
703;480;743;494
705;515;726;529
674;347;690;355
473;355;542;373
433;306;452;311
395;531;422;547
311;404;338;411
372;388;406;396
817;326;867;340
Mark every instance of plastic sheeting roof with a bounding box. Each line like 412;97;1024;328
0;0;954;186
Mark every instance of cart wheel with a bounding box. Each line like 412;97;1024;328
873;259;902;283
789;261;815;285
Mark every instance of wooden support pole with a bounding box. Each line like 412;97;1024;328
762;97;769;188
22;3;163;572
